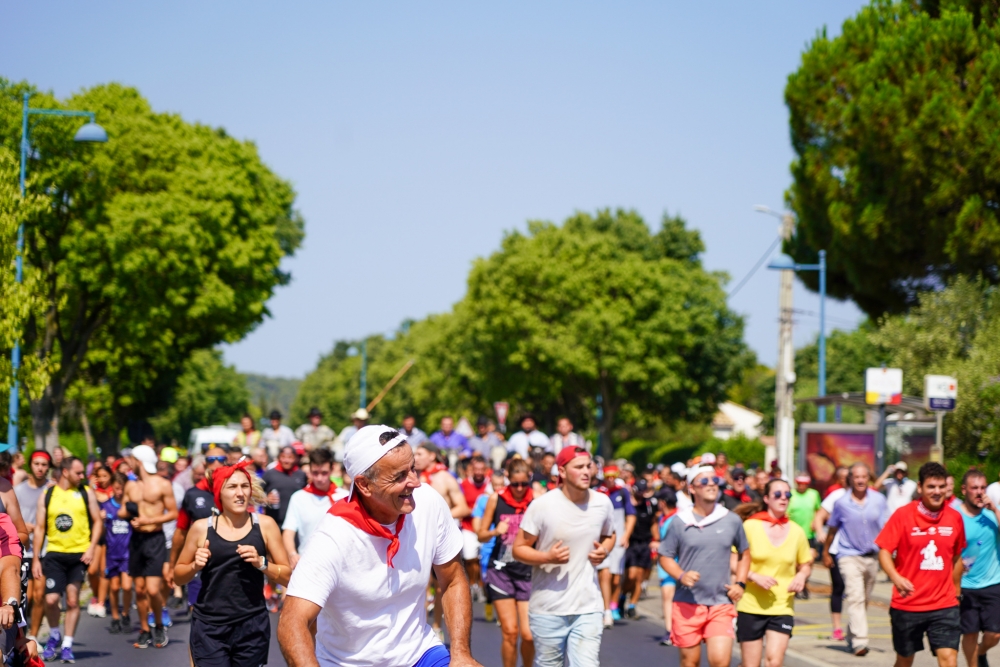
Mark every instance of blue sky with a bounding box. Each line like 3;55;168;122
2;1;868;378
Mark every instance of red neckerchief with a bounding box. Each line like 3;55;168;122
279;463;300;474
724;488;752;503
499;487;533;514
304;481;338;498
328;496;405;568
196;478;211;492
420;463;449;484
748;511;789;525
916;501;942;520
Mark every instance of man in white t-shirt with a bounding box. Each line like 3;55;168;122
874;461;917;515
506;413;552;459
513;446;616;667
278;425;482;667
282;449;349;569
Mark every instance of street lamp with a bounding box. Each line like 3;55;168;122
10;92;108;449
767;250;827;423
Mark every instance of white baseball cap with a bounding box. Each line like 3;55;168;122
131;444;158;474
700;452;717;465
670;462;687;476
343;424;408;499
352;408;370;421
686;465;716;485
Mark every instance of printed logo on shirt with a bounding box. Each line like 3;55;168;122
920;540;944;570
911;528;927;536
939;526;953;536
928;527;936;535
195;497;206;508
54;514;73;532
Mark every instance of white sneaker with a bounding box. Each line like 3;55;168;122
603;609;614;629
86;602;98;617
92;604;106;618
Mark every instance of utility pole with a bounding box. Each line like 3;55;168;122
772;212;796;473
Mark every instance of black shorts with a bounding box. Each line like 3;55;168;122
625;541;652;570
736;612;794;642
42;552;86;595
890;606;961;657
190;608;270;667
961;583;1000;635
129;531;167;579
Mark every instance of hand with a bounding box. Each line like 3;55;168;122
546;540;570;565
289;553;300;570
0;604;13;629
16;635;37;660
80;546;95;566
787;572;808;593
750;572;778;590
267;490;280;505
193;539;211;572
893;576;915;597
130;516;148;529
725;583;745;602
679;570;700;587
236;544;261;567
163;564;175;589
588;541;609;566
822;552;833;569
31;557;42;581
447;653;484;667
620;535;630;549
984;495;996;512
494;520;509;536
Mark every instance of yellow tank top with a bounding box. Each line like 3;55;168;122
46;485;92;553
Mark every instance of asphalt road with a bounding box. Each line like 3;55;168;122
64;600;735;667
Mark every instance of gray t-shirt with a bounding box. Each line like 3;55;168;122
519;488;615;615
15;480;47;556
659;508;748;606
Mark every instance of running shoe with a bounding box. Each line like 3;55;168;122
121;612;131;633
979;655;989;667
161;609;172;628
611;607;621;621
133;631;151;649
86;601;99;617
109;619;122;634
153;625;168;649
603;609;613;629
832;628;845;641
59;647;74;663
626;604;637;619
658;633;673;646
42;634;59;662
92;604;106;618
854;646;869;657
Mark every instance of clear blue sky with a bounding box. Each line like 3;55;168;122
2;1;868;379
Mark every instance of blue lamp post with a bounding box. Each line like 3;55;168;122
10;92;107;449
768;250;827;422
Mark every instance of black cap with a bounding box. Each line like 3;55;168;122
308;407;322;418
476;415;490;427
269;409;282;420
635;479;649;493
655;487;677;505
645;463;655;472
731;467;747;479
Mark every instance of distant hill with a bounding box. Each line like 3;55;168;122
245;374;302;421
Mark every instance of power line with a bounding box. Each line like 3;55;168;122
728;235;783;298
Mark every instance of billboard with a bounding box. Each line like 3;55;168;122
799;423;877;497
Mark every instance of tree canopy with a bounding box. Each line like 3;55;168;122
0;80;303;450
786;0;1000;316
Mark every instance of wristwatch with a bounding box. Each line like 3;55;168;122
257;555;268;572
736;581;747;589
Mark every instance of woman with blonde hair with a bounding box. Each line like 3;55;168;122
175;461;289;667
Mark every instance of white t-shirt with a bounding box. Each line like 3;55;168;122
283;487;350;556
506;430;552;458
519;488;615;615
821;487;847;555
883;477;918;515
987;482;1000;510
285;484;463;667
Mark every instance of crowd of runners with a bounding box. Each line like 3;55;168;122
0;409;991;667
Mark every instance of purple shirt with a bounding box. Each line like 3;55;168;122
102;498;132;561
828;489;888;557
429;431;471;457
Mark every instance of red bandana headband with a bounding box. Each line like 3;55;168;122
212;460;254;510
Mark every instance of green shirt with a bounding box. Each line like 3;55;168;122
788;488;821;538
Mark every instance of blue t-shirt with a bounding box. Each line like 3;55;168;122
960;507;1000;589
657;514;677;584
473;494;493;571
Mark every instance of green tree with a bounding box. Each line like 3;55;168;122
147;349;251;445
785;0;1000;316
0;80;304;450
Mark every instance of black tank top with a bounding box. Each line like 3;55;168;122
193;514;266;624
489;495;532;580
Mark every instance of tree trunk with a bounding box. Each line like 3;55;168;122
79;406;94;457
29;382;66;453
598;377;617;461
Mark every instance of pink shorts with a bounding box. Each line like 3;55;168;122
672;602;736;648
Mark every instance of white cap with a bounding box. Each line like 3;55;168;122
670;462;687;476
700;452;717;465
686;465;716;485
131;444;158;474
894;461;908;472
352;408;370;421
343;424;407;499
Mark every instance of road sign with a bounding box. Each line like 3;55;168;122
924;375;957;411
865;367;903;405
493;402;509;429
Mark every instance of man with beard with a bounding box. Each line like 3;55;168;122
459;456;491;600
955;470;1000;667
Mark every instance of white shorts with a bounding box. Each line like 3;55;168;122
462;529;480;561
597;545;625;575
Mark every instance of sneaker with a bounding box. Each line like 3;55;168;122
153;625;168;649
59;647;74;664
121;612;131;633
147;611;155;627
854;646;869;657
659;633;673;646
92;603;106;618
832;628;845;641
626;604;638;619
133;631;151;649
603;609;613;629
42;634;59;662
979;655;990;667
161;609;172;628
109;619;122;634
86;601;99;617
611;607;621;621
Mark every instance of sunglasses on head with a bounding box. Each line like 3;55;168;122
772;491;792;500
692;476;724;487
206;456;227;464
508;481;530;489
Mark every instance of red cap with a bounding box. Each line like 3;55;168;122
556;446;590;469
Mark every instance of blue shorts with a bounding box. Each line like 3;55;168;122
413;645;449;667
660;575;676;587
105;556;129;579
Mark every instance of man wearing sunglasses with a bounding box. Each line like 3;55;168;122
167;447;228;609
658;466;750;667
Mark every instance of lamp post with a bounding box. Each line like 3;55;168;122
10;92;107;449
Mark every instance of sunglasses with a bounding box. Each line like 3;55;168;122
692;476;724;487
772;491;793;500
206;456;227;464
509;481;530;489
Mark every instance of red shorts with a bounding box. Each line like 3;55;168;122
672;602;736;648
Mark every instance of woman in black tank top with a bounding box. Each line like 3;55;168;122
174;463;290;667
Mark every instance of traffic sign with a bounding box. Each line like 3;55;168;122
924;375;957;411
865;367;903;405
493;402;509;430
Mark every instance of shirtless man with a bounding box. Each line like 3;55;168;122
121;443;177;650
413;442;470;639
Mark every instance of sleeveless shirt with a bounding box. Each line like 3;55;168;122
193;514;267;624
46;485;91;553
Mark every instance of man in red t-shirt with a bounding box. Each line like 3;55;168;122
876;462;965;667
460;456;491;600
